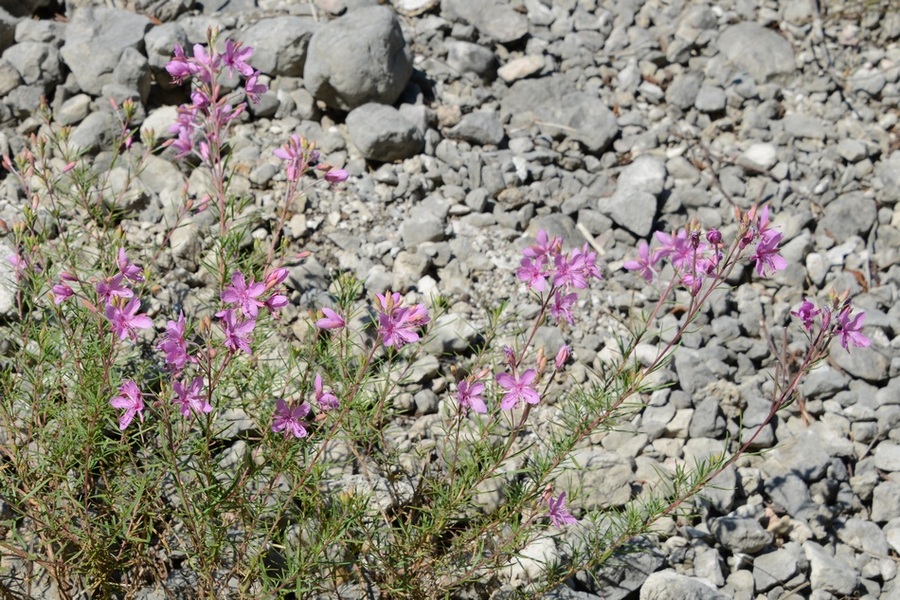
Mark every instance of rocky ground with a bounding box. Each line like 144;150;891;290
1;0;899;598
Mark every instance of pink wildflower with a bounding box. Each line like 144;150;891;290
105;298;153;341
624;240;657;282
110;380;144;431
456;379;487;414
317;307;346;330
516;257;547;292
219;308;255;354
158;312;193;372
221;39;255;78
314;374;339;411
96;274;133;305
554;345;570;371
547;492;577;527
271;399;311;438
750;230;787;277
274;134;318;182
835;306;870;351
376;292;430;348
550;291;578;325
117;248;144;282
52;282;74;305
173;376;212;418
496;369;540;410
324;169;349;184
791;298;821;331
244;70;267;103
221;271;266;318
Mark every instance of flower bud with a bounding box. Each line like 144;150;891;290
706;229;722;245
554;345;570;370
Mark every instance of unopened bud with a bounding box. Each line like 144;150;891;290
554;345;570;371
706;229;722;245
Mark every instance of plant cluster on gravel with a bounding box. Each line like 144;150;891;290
0;33;874;600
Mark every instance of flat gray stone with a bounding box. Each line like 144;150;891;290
694;85;726;112
304;6;412;110
874;442;900;472
753;543;805;592
447;111;504;146
819;191;877;240
716;22;795;82
598;189;657;237
640;570;728;600
346;103;424;162
501;75;617;154
711;516;772;554
804;541;860;597
442;0;528;43
871;480;900;522
445;40;496;79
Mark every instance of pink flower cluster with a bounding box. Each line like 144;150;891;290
791;297;870;352
624;206;787;293
373;292;430;348
516;230;601;325
216;269;290;355
273;133;350;185
165;39;268;160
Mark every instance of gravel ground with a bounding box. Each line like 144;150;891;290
1;0;899;598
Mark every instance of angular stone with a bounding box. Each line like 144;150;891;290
442;0;528;43
716;22;795;82
237;17;318;77
346;103;424;162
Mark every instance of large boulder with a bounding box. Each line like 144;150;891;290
237;16;318;78
304;6;412;111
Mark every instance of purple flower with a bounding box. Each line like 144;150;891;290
274;134;318;182
165;43;200;84
457;379;487;414
623;240;657;282
52;282;74;305
654;229;693;269
221;271;266;318
96;274;133;305
835;306;870;351
791;298;821;331
750;230;787;277
265;293;289;315
219;308;255;354
173;376;212;418
496;369;540;410
523;230;561;261
324;169;348;184
317;307;346;330
547;492;577;527
117;248;144;282
264;267;289;288
550;291;578;326
158;312;194;372
244;70;267;103
554;345;570;371
552;252;588;290
222;39;255;78
376;292;430;348
110;380;144;431
516;257;547;292
105;298;153;341
314;374;339;411
271;399;311;438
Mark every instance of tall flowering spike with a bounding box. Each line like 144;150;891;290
547;492;577;527
272;399;311;438
496;369;540;410
110;380;144;431
835;306;870;351
105;298;153;341
456;379;487;414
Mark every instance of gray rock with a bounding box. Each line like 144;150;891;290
874;442;900;472
237;17;318;77
665;72;702;110
871;480;900;522
694;85;726;112
716;22;795;82
831;344;889;382
60;7;151;95
0;240;18;317
640;570;728;600
5;83;43;118
144;22;188;71
346;103;424;162
803;541;860;596
304;6;412;110
2;41;61;88
445;40;497;79
422;313;480;355
835;517;889;556
820;191;877;240
764;472;817;521
711;517;772;554
447;111;504;146
836;139;868;162
783;113;826;140
0;56;21;95
588;538;666;600
753;542;806;591
15;18;65;45
501;75;617;154
68;111;120;154
874;151;900;205
112;46;150;103
689;398;726;439
764;429;830;482
849;66;886;96
400;209;445;246
554;448;633;510
442;0;528;43
56;93;91;125
598;189;657;237
0;8;17;55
